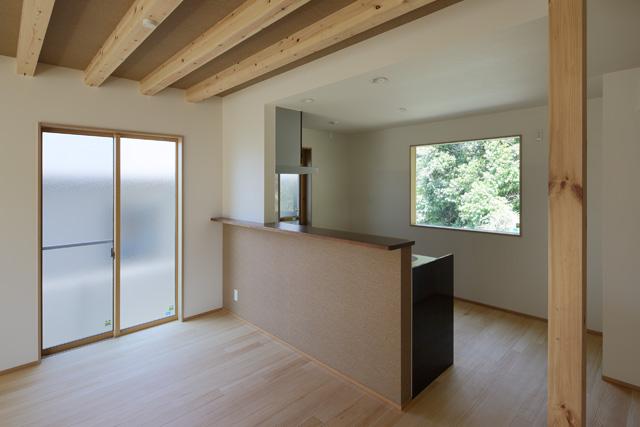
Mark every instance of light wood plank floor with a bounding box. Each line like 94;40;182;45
0;301;638;426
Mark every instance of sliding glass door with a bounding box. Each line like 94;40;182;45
120;138;177;330
41;128;180;354
42;132;115;350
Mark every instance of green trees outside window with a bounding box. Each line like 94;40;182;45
411;136;521;235
279;174;300;220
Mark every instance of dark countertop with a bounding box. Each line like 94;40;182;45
212;217;415;251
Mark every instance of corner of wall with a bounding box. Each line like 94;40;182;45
264;104;277;223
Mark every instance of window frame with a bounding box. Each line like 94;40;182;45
38;123;184;357
277;147;312;225
278;173;301;223
410;134;523;237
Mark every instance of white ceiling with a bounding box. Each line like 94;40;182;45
276;0;640;133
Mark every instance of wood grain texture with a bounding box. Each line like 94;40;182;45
548;0;587;425
1;301;637;426
139;0;310;96
186;0;439;101
212;217;414;250
2;0;461;93
41;331;113;357
222;224;409;407
454;296;603;337
15;0;55;76
0;361;40;377
84;0;184;87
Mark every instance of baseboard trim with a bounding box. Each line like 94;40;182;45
0;360;40;377
182;307;224;322
454;297;603;337
602;375;640;392
226;309;404;412
455;296;547;322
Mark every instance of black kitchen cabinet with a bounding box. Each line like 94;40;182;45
412;254;454;398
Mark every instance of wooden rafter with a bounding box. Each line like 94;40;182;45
140;0;310;96
548;0;587;425
16;0;56;76
84;0;184;87
185;0;439;102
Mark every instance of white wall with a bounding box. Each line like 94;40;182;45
0;56;223;372
344;100;603;331
302;128;351;230
602;67;640;387
221;0;547;224
221;0;622;332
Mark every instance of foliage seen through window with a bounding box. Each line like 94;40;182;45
412;136;521;235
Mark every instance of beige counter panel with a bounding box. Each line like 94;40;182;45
222;224;411;407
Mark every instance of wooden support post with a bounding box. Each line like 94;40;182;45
548;0;587;425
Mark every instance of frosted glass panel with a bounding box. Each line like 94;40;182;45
42;132;114;349
120;138;176;329
42;244;114;348
42;133;114;246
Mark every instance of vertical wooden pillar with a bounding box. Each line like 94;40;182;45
548;0;587;425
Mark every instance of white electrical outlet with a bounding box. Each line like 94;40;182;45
233;289;239;302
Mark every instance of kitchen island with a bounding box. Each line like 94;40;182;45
212;217;415;409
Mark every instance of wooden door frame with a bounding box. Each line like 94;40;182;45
38;123;184;357
299;147;312;226
547;0;587;425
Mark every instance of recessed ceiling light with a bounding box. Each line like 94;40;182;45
142;18;159;30
302;98;315;104
329;120;340;125
371;76;389;84
398;107;408;112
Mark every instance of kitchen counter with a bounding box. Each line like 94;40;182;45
211;217;414;250
214;216;413;408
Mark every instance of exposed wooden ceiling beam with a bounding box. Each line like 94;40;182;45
185;0;440;102
84;0;184;87
140;0;311;96
16;0;56;76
